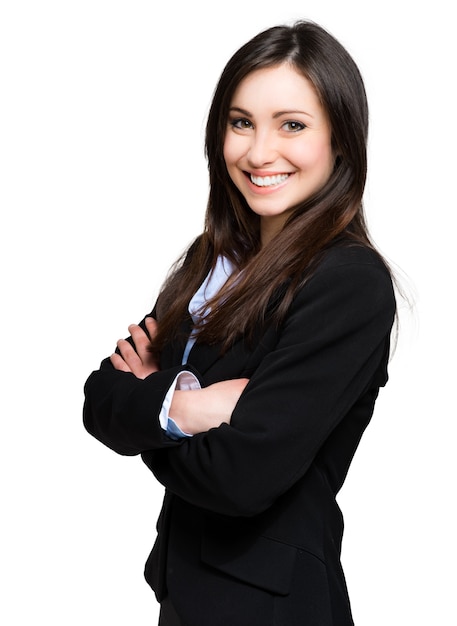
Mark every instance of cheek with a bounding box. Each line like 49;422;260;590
295;142;334;180
320;148;336;182
316;147;335;179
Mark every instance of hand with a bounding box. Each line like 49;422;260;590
110;317;160;379
170;378;249;434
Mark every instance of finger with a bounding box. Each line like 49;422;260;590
145;316;158;340
110;352;132;372
116;337;142;369
129;324;153;356
125;325;160;377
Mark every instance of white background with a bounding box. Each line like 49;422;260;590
1;1;455;624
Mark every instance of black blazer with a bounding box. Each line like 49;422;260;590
83;244;396;626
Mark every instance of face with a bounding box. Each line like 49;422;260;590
223;63;335;244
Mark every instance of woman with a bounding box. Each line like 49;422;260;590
84;20;396;625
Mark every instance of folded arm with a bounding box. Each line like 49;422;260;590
83;316;248;453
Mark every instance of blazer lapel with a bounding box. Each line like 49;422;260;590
160;315;226;374
186;340;224;376
161;315;279;380
159;317;192;369
187;323;279;383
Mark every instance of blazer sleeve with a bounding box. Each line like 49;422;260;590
83;364;205;455
83;310;204;455
142;258;396;516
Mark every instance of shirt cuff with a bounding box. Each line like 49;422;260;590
159;370;201;440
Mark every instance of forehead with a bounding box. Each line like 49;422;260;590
230;63;322;113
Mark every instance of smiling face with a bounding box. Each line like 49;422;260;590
223;63;335;245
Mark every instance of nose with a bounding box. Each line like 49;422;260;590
247;130;277;167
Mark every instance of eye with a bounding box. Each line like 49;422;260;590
282;121;306;132
229;117;254;130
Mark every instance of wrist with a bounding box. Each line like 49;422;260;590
169;389;199;435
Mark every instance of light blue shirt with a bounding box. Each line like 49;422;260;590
160;256;236;440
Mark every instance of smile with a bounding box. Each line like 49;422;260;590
250;173;290;187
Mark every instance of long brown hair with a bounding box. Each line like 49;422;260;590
154;21;380;352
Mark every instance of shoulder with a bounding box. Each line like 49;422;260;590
289;243;396;327
316;242;391;275
311;243;394;291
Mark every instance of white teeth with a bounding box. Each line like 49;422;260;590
250;173;289;187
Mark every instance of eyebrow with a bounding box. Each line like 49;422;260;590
229;106;314;119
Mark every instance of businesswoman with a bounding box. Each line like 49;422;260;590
84;20;396;625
